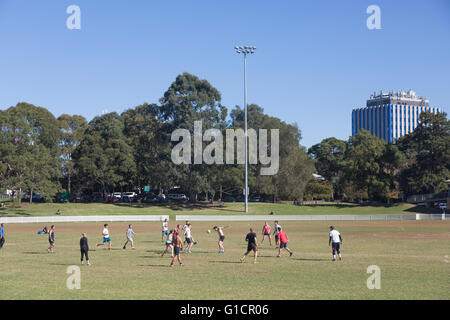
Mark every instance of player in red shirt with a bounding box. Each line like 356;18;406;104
276;227;293;257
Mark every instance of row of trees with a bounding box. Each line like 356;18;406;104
0;73;315;204
308;112;450;202
1;72;448;204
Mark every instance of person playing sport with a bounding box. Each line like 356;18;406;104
161;218;169;243
261;222;272;246
80;233;90;266
47;225;55;253
0;223;5;249
240;228;258;264
273;221;282;247
213;226;228;253
184;223;194;253
328;225;343;261
170;232;184;267
123;224;136;250
161;229;174;258
96;224;112;251
277;227;293;257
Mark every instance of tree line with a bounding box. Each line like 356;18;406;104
308;111;450;202
1;72;448;204
0;73;315;204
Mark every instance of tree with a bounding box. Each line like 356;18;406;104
308;137;347;199
0;103;62;203
159;73;228;200
73;113;136;196
58;114;88;194
397;112;450;195
342;130;400;201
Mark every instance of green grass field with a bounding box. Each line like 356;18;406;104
1;220;449;299
0;201;432;220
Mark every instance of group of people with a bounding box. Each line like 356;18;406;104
0;220;343;266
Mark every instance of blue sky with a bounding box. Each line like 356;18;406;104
0;0;449;148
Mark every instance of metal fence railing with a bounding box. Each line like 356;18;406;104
0;215;169;224
176;214;447;221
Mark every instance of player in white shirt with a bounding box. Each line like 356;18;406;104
328;225;343;261
123;224;136;250
161;219;169;243
184;224;193;253
96;224;112;251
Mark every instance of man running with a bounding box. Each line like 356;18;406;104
329;225;343;261
96;224;112;251
240;228;258;264
261;222;272;246
123;224;136;250
170;232;184;267
162;230;174;258
277;227;293;257
213;226;228;253
80;233;91;266
273;221;282;247
47;225;55;253
0;223;5;249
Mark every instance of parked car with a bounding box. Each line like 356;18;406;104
168;193;189;201
112;192;122;200
122;192;137;199
121;195;133;203
92;193;104;203
224;196;236;202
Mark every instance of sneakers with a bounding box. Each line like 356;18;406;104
276;254;280;258
290;252;293;257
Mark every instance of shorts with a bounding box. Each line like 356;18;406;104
247;243;257;252
126;237;133;243
332;242;340;251
275;234;279;240
103;237;111;243
162;230;169;236
219;235;225;242
49;239;55;245
174;246;180;255
186;237;192;244
166;240;172;245
280;242;287;248
264;233;270;236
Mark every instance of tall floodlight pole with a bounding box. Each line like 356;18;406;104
235;45;256;213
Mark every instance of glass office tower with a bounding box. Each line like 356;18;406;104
352;90;441;143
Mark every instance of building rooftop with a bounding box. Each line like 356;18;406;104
366;89;429;107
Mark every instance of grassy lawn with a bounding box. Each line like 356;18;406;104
0;201;428;219
1;220;449;299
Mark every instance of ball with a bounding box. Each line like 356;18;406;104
207;229;211;234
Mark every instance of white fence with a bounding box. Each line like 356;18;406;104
1;214;447;224
0;215;169;224
176;214;449;221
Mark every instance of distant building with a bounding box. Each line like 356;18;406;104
352;90;441;143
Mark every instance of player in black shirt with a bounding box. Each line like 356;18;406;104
80;233;90;266
240;228;258;264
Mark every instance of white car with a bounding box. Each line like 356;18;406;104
112;192;122;199
122;192;137;198
168;193;188;201
438;202;447;210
